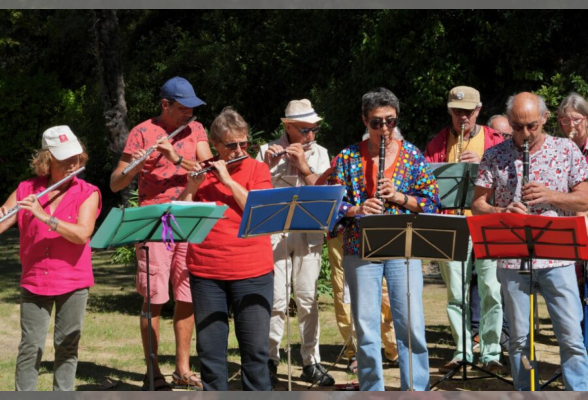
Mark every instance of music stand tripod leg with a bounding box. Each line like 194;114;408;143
282;234;292;392
405;258;414;391
142;244;155;392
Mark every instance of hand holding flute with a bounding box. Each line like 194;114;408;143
264;141;315;169
122;116;197;175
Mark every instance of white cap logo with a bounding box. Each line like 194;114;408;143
456;92;464;100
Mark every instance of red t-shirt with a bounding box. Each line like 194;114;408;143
186;157;274;280
122;118;208;206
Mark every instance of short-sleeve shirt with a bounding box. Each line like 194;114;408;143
123;118;208;206
476;135;588;269
186;157;274;280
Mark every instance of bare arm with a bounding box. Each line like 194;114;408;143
0;190;18;235
17;191;100;244
110;152;143;193
524;180;588;213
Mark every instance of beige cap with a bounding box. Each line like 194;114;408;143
447;86;480;110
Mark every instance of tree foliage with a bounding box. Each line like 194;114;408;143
1;10;588;209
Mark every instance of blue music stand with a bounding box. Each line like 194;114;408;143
238;185;344;390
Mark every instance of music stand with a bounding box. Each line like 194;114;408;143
360;213;471;390
91;202;227;391
430;163;512;387
238;185;344;391
468;213;588;391
430;162;479;212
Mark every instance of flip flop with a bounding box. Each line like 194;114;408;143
347;357;358;374
172;371;203;390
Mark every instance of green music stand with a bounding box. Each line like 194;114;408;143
430;162;479;212
90;202;227;391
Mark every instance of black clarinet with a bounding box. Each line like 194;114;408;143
519;139;531;274
377;134;386;213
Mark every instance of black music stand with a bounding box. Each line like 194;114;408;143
468;213;588;391
90;202;227;391
359;213;471;390
238;185;344;391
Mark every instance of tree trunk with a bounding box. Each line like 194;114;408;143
93;10;135;206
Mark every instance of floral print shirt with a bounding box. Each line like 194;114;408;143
327;139;440;255
476;135;588;269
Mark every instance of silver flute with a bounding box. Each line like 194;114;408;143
0;166;85;224
189;155;248;177
271;141;316;158
122;116;197;175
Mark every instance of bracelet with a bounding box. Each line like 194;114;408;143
401;193;409;206
173;155;183;166
47;216;59;231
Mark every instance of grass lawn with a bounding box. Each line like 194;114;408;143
0;227;566;391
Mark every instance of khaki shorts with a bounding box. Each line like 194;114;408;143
135;241;192;304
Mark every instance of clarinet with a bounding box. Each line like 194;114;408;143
0;167;86;224
122;116;197;175
377;134;386;213
519;139;531;274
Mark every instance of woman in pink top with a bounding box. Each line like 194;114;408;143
0;126;101;391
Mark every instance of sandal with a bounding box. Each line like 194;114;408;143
142;374;173;391
172;371;203;390
347;357;358;374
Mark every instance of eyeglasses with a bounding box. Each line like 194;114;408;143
510;122;540;132
295;126;320;135
368;117;398;130
560;116;586;126
450;108;476;117
220;141;249;151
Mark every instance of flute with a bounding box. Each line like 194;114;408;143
271;141;316;158
377;134;386;213
189;155;248;177
122;116;197;175
519;139;530;274
0;166;85;224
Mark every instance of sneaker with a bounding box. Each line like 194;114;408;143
472;333;480;352
268;360;278;388
438;358;462;373
484;359;507;374
301;363;335;386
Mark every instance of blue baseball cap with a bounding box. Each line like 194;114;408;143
160;76;205;108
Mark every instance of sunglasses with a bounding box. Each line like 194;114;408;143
296;126;320;135
450;108;476;117
369;117;397;130
510;122;540;132
560;116;586;126
221;141;249;151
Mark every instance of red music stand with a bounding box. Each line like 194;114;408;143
468;213;588;391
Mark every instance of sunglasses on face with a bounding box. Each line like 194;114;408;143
368;117;397;130
560;116;586;126
295;126;320;135
510;122;540;132
450;108;476;117
221;141;249;151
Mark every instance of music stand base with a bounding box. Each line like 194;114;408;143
432;360;514;388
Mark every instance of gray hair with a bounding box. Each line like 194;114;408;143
558;92;588;118
209;107;249;143
505;93;548;116
487;114;505;127
362;87;400;118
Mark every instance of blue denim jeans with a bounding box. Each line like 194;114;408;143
344;255;429;391
498;265;588;391
190;272;273;391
